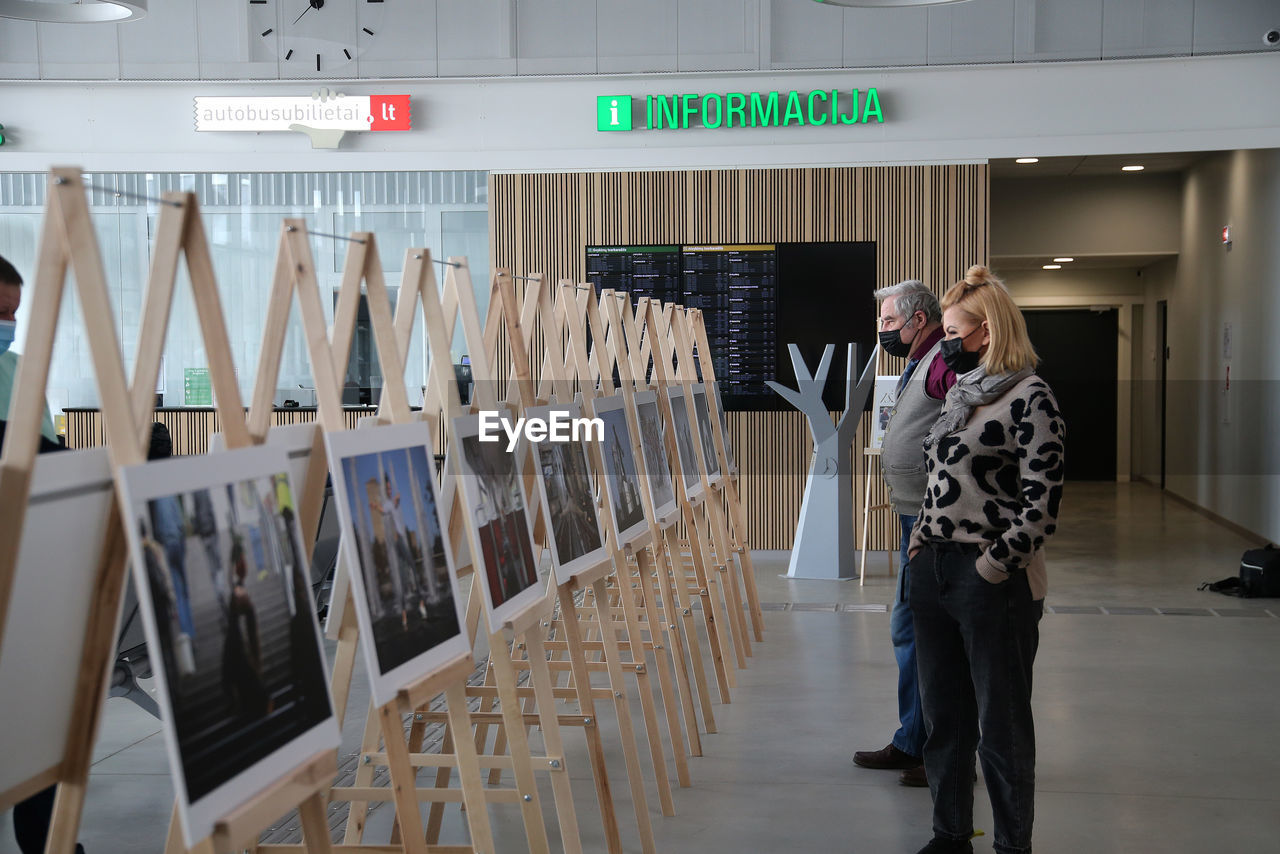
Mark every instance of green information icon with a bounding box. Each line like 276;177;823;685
597;95;632;131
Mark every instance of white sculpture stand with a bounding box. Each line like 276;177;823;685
767;343;878;580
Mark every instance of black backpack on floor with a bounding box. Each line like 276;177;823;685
1201;544;1280;598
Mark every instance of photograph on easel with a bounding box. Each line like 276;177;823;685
692;383;723;484
325;422;470;707
666;386;705;501
634;390;678;524
525;402;607;584
118;445;339;846
593;394;649;545
0;448;116;803
452;413;546;633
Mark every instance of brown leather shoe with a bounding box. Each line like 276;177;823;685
852;743;921;770
899;764;928;787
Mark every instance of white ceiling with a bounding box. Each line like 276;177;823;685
989;151;1215;177
0;0;1276;81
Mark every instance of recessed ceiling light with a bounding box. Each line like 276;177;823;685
1122;165;1145;172
1053;257;1074;263
1042;264;1062;270
1015;158;1040;164
0;0;146;22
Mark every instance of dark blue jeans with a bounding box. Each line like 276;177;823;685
909;542;1043;854
890;514;926;759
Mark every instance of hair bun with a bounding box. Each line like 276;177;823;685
964;264;991;285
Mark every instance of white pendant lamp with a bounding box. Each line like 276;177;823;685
0;0;147;23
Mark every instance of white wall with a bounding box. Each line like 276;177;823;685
1147;149;1280;541
1;53;1279;173
2;0;1275;80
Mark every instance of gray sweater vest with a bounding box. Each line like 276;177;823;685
880;338;945;516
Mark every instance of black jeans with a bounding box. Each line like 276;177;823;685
909;542;1043;854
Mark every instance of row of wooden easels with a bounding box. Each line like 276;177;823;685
0;167;764;854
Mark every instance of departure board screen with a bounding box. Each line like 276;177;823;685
585;245;682;305
586;241;875;410
682;245;777;400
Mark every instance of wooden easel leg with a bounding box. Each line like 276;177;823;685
487;633;551;854
611;559;680;810
378;702;429;854
390;710;432;846
329;591;362;728
723;480;764;640
589;577;656;854
343;699;383;845
163;802;183;854
687;517;734;701
663;527;717;734
44;781;87;854
297;792;335;854
860;464;875;586
443;682;496;854
423;711;455;844
705;497;751;667
522;633;583;854
556;585;623;854
636;548;697;775
646;539;704;754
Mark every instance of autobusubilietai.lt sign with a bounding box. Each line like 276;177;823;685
596;89;883;132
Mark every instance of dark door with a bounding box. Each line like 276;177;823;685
1021;308;1118;481
1157;300;1168;489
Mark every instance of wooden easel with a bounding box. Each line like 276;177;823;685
665;308;752;669
472;270;658;854
230;225;505;854
593;288;707;757
615;296;721;741
394;262;591;854
859;347;895;585
0;168;228;854
643;302;741;700
554;283;689;804
0;168;342;854
684;310;765;639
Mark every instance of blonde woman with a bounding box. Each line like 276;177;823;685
906;266;1065;854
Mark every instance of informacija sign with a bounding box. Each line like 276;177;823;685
596;89;882;131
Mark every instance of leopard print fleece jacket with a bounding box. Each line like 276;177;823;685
908;375;1065;600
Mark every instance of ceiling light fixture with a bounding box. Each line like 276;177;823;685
1015;158;1040;164
812;0;972;7
0;0;146;23
1052;257;1074;263
1042;264;1062;270
1121;165;1145;172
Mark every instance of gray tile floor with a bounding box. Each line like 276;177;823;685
5;482;1279;853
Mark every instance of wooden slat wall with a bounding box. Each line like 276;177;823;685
489;165;988;551
64;408;380;456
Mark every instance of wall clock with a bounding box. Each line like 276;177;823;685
248;0;386;74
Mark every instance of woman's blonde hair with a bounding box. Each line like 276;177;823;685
940;265;1038;374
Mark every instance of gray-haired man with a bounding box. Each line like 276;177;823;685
853;279;955;787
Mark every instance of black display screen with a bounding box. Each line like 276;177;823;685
587;241;876;410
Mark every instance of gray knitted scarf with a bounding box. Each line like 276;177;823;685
923;365;1035;449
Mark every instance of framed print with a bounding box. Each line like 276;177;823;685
451;413;547;635
634;390;679;527
119;445;339;848
592;394;649;546
525;402;609;584
665;386;706;504
691;383;724;488
0;448;114;802
325;421;470;708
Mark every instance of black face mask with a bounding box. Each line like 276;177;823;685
940;326;984;374
878;317;919;359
